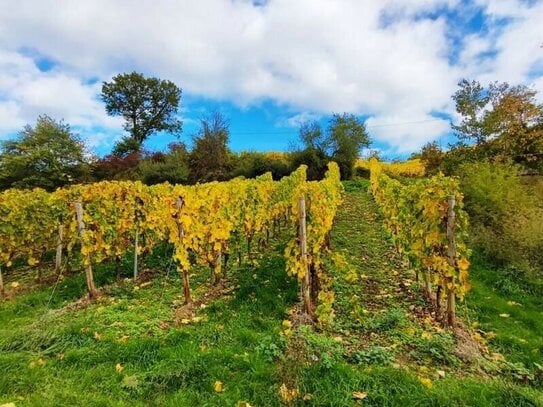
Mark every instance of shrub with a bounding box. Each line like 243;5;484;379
458;161;543;277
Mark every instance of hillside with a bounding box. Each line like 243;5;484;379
0;180;542;406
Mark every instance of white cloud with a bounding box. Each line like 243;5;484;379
0;49;123;144
0;0;541;152
366;115;451;154
277;112;322;128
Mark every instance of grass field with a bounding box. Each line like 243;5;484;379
0;180;542;406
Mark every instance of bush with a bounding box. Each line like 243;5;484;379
458;161;543;277
230;151;293;180
355;166;370;179
138;144;189;185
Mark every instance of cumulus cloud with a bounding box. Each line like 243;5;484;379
0;49;123;141
366;115;451;154
0;0;541;152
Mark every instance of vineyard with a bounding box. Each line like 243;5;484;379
0;163;342;323
1;163;542;406
356;158;426;177
0;159;469;327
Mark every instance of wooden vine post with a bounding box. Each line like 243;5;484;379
175;197;192;304
299;195;312;316
0;265;4;300
446;195;456;327
55;225;64;274
133;197;144;281
133;230;139;281
74;202;98;299
213;248;222;285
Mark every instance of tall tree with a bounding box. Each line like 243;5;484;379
451;79;490;145
291;121;329;180
452;79;543;171
293;114;370;180
139;143;190;185
327;113;370;179
101;72;182;155
0;115;89;190
420;141;444;174
189;112;231;183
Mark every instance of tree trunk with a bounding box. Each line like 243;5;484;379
182;267;192;304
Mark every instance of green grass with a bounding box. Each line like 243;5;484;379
463;255;543;369
0;249;298;406
0;180;542;406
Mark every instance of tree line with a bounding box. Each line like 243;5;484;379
418;79;543;175
1;71;542;191
0;72;370;191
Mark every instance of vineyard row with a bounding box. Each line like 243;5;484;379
369;158;470;326
0;163;342;323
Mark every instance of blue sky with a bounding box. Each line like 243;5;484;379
0;0;542;160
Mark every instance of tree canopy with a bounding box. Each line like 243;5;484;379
452;79;543;171
189;112;231;183
101;72;182;155
293;114;370;180
0;115;88;190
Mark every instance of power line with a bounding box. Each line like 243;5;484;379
366;118;446;128
227;118;448;136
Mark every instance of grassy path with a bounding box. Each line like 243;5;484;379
281;180;542;406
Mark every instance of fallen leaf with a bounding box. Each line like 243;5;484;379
352;391;368;400
214;380;224;393
10;282;19;288
279;383;299;402
94;332;102;341
418;377;433;388
499;313;510;318
421;331;433;340
115;363;124;373
490;352;505;362
0;403;16;407
436;370;446;378
404;327;416;336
